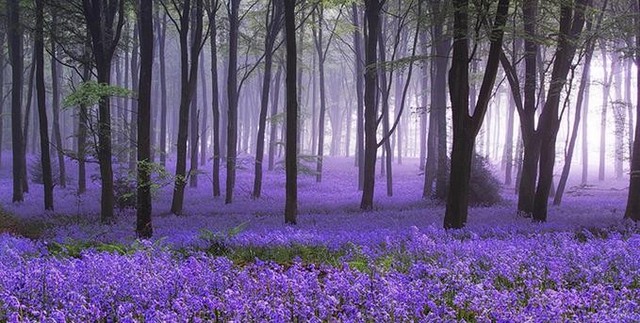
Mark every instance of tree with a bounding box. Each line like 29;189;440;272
157;8;169;167
253;0;283;198
444;0;509;229
225;0;240;204
7;0;24;203
137;0;154;238
352;3;365;191
206;0;222;197
532;0;590;222
360;0;383;210
50;14;67;188
0;29;5;170
624;0;640;222
35;0;54;211
284;0;297;224
81;0;126;223
167;0;205;215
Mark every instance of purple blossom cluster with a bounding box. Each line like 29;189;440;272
1;227;639;322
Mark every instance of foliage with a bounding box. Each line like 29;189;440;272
29;156;61;186
62;81;133;108
438;154;502;206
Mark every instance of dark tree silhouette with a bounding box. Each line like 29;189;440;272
81;0;126;223
35;0;54;211
137;0;154;238
444;0;509;229
284;0;298;224
7;0;25;203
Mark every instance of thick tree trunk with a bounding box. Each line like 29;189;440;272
445;0;508;229
532;0;589;222
284;0;297;224
8;0;24;202
360;0;381;210
136;0;153;238
35;0;53;211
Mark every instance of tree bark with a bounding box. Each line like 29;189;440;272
360;0;382;210
225;0;240;204
253;0;282;198
35;0;53;211
137;0;154;238
352;3;365;191
268;64;283;171
444;0;509;229
624;0;640;221
206;0;221;197
158;10;168;167
8;0;25;203
50;14;66;188
170;0;204;214
284;0;297;224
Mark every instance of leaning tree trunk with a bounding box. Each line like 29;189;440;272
268;64;283;171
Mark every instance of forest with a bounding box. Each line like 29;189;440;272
1;0;640;321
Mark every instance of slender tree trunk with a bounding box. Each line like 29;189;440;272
225;0;240;204
158;11;168;167
253;0;282;198
22;55;35;194
50;15;66;188
554;30;593;205
352;3;365;191
0;30;4;169
35;0;53;211
268;65;283;171
207;1;221;197
170;0;204;214
78;61;91;195
136;0;153;238
129;23;139;172
200;59;209;167
313;7;327;183
284;0;297;224
504;94;515;185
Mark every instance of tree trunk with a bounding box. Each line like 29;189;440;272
22;54;35;194
158;11;168;167
444;0;509;229
0;30;4;170
35;0;53;211
532;0;589;222
170;0;204;214
225;0;240;204
284;0;298;224
313;7;327;183
360;0;381;210
253;0;282;198
207;1;221;197
268;64;283;171
624;0;640;221
8;0;24;202
50;15;67;188
136;0;153;238
503;95;515;185
77;60;91;195
200;59;209;167
129;23;139;172
352;3;365;191
554;29;593;205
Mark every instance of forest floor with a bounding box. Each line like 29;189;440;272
0;155;639;321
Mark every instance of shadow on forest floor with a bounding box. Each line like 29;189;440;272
0;207;47;239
